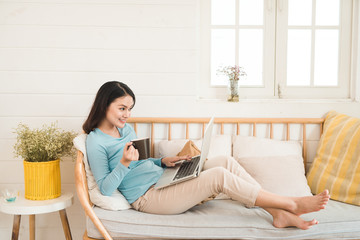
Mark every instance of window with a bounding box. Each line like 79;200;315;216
199;0;356;99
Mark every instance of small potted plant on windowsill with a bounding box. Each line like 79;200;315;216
217;65;247;102
14;122;77;200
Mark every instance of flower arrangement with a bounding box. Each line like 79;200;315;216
217;65;247;102
217;65;247;82
14;122;77;162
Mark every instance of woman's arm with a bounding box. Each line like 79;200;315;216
148;158;163;167
87;143;131;196
161;155;192;167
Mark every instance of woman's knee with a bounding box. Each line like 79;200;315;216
204;167;229;190
204;155;230;170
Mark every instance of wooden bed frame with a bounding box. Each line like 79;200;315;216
75;117;325;240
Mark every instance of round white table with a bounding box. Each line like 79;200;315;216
0;192;73;240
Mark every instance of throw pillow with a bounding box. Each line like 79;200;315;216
176;140;201;157
157;135;232;158
233;135;302;159
237;155;312;196
73;134;131;210
233;136;311;197
307;111;360;206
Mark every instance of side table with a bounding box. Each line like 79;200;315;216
0;192;73;240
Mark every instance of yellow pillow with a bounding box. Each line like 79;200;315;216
307;111;360;206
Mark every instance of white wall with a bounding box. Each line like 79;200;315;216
0;0;360;239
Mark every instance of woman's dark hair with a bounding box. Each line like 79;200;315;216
82;81;136;134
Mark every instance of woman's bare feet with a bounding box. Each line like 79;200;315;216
255;189;330;216
257;190;329;230
291;190;330;216
269;208;319;230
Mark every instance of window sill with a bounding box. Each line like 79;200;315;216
196;97;358;104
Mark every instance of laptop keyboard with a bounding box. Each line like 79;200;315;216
173;156;201;180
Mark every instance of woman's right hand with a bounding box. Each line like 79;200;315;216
120;142;139;167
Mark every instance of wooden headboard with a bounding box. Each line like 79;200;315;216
127;117;325;170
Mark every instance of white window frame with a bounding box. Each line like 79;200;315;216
355;0;360;101
198;0;359;100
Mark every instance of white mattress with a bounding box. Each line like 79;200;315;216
87;199;360;239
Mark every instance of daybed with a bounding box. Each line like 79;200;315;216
74;116;360;240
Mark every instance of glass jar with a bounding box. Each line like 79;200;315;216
227;79;239;102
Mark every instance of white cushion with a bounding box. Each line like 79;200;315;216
233;136;302;158
73;134;131;210
233;136;311;197
89;199;360;239
158;135;232;158
237;155;311;196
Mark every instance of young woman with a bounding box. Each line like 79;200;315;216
84;81;330;230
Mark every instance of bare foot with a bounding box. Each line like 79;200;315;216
272;209;319;230
292;190;330;216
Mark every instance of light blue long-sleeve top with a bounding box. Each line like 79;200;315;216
86;124;164;204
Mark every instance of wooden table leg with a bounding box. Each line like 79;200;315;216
29;214;35;240
11;215;21;240
59;209;72;240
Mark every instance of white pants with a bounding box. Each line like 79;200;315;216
131;156;261;215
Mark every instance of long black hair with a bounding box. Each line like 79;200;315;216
82;81;136;134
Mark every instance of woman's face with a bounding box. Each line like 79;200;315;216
105;95;134;129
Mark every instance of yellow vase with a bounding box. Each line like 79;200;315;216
23;159;61;200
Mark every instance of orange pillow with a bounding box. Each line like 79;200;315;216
176;140;201;157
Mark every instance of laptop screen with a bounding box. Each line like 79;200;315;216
198;116;214;170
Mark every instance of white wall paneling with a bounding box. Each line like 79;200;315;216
0;0;359;239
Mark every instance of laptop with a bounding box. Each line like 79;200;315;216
154;116;214;189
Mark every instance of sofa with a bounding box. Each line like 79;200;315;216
74;115;360;240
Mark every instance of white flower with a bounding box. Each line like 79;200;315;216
217;65;247;82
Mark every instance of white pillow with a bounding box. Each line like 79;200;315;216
158;135;232;158
73;134;131;210
233;136;302;158
233;136;311;197
157;139;188;157
237;155;312;196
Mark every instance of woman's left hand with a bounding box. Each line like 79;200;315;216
161;155;192;167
